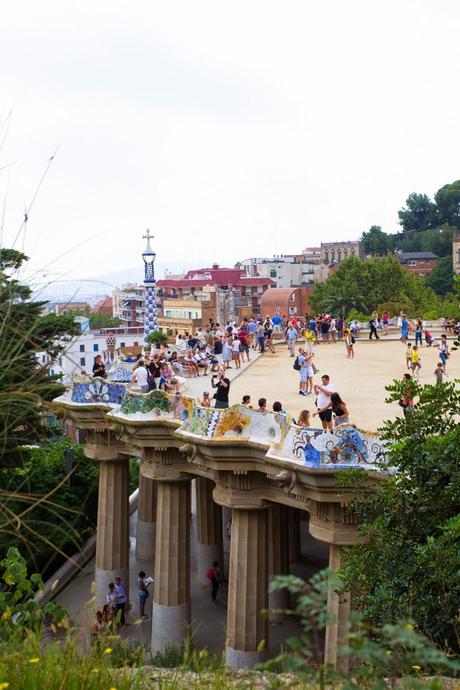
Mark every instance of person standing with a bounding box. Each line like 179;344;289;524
287;324;297;357
313;375;335;430
114;577;127;626
382;310;389;336
131;360;149;393
106;583;117;625
400;373;414;417
211;371;230;409
434;362;448;384
405;343;413;371
414;319;423;346
411;345;421;375
400;315;409;344
207;561;221;603
368;315;379;340
256;321;265;353
137;571;150;620
438;334;449;372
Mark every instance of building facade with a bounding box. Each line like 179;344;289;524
113;285;146;329
240;255;316;288
260;286;313;318
395;251;438;277
320;241;362;265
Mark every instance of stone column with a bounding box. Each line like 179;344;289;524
195;477;223;586
226;507;269;669
95;456;130;607
288;507;301;563
151;479;191;653
222;506;232;556
324;544;351;670
136;472;157;562
268;505;289;621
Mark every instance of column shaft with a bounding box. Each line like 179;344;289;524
136;473;157;562
151;480;191;652
268;505;289;620
195;477;223;586
226;508;269;669
324;544;351;670
288;507;301;563
95;458;130;607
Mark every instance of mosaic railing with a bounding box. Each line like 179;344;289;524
71;378;127;405
118;389;193;421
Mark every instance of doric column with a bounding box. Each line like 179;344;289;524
226;507;269;669
268;505;289;621
195;477;223;586
222;506;232;556
324;544;351;671
151;479;191;652
136;472;157;562
95;456;130;607
288;507;301;563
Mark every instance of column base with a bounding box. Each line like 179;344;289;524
95;566;129;609
151;602;191;653
225;646;267;669
136;519;156;562
195;542;223;586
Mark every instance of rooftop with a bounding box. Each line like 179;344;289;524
395;251;438;261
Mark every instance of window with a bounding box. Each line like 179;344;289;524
270;269;277;278
133;341;138;346
41;355;46;363
80;357;86;366
289;293;296;302
120;342;125;347
93;343;99;352
408;260;417;266
79;344;85;352
289;306;298;314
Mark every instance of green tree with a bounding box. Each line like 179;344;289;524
88;313;122;329
360;225;393;256
342;379;460;654
398;192;438;232
434;179;460;228
0;249;79;466
425;255;455;295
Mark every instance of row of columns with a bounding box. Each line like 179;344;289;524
94;454;350;669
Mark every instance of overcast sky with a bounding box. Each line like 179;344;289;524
1;0;460;288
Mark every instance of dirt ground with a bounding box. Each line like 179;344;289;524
228;338;459;432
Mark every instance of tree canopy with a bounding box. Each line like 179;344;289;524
0;248;79;466
398;193;438;232
309;255;437;317
434;179;460;228
425;254;455;296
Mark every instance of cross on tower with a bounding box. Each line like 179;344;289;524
143;229;154;242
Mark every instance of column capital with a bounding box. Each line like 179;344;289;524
212;484;269;510
308;500;363;545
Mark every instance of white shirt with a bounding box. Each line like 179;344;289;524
317;383;335;409
232;339;241;352
133;366;148;387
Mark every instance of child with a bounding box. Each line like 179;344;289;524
201;391;211;407
411;345;421;375
434;362;447;384
405;343;413;370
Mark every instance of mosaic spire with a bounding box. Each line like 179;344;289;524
142;229;158;340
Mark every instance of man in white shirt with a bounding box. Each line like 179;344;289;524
131;360;149;393
313;374;335;430
114;577;127;626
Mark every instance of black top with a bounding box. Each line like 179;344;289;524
215;378;230;403
214;340;223;354
148;361;161;378
93;362;106;378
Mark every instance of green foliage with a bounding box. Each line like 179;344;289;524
0;249;79;467
88;313;122;329
342;380;460;654
434;180;460;228
310;255;439;317
398;193;438;232
0;547;68;640
360;225;393;256
0;439;99;578
264;570;459;688
147;330;168;346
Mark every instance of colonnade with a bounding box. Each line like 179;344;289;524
89;454;350;669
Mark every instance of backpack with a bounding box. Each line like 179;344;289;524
293;356;301;371
207;567;214;580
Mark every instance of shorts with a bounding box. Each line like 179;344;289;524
139;592;148;605
319;409;333;423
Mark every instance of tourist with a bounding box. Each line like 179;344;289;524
264;319;275;353
201;391;211;407
137;571;150;619
272;401;287;415
350;319;360;339
405;343;413;371
214;335;224;367
222;337;233;370
211;371;230;409
434;362;448;384
411;345;421;375
424;328;433;347
256;321;265;353
148;354;162;390
331;393;350;427
320;318;330;343
312;374;335;430
238;324;251;363
382;310;389;336
400;373;415;416
106;582;117;622
258;397;267;412
287;323;297;357
91;610;106;642
414;319;423;346
438;334;450;372
131;360;149;393
242;395;253;409
247;318;257;349
329;318;337;342
114;577;127;626
207;561;221;603
232;336;242;369
304;325;315;353
92;354;106;378
297;409;311;428
184;351;199;378
295;348;308;396
400;315;409;344
368;315;379;340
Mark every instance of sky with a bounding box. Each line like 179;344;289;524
1;0;460;290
